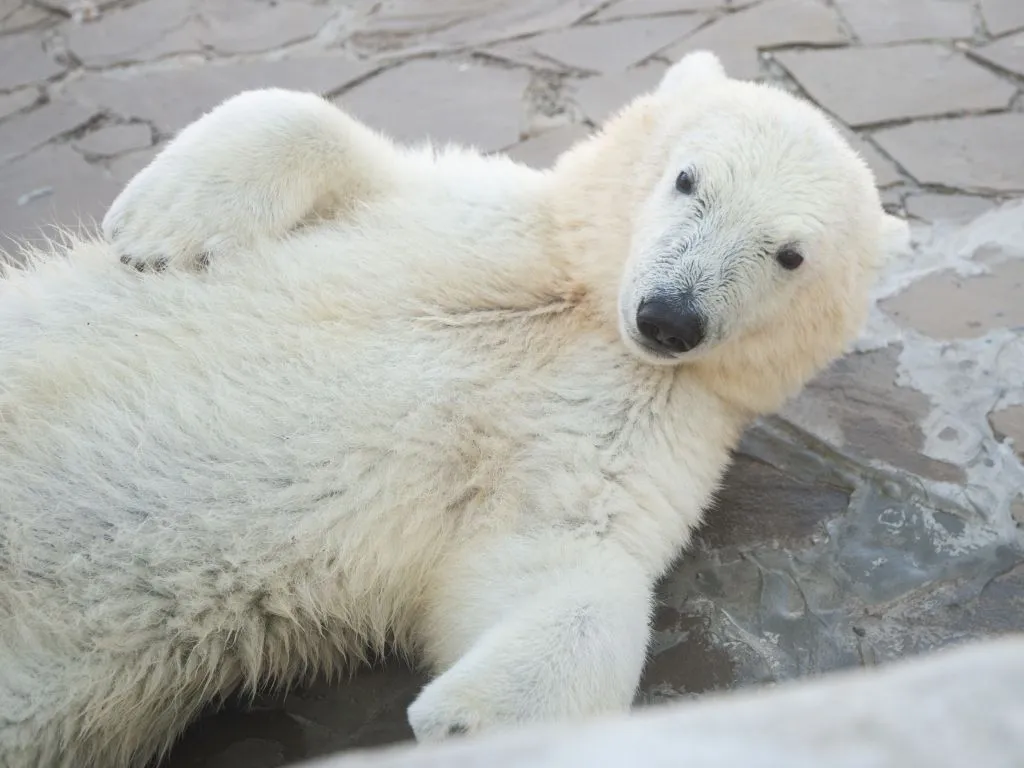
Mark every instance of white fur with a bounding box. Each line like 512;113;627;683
0;52;890;767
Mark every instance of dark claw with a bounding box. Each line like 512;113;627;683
120;254;168;273
197;252;211;270
445;723;469;737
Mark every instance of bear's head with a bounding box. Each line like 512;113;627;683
554;51;903;415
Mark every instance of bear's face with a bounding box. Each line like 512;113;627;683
616;56;888;381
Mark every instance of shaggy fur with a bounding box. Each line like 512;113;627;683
0;52;893;767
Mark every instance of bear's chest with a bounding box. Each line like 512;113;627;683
364;331;718;544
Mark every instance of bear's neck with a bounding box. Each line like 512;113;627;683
686;323;842;420
545;95;661;342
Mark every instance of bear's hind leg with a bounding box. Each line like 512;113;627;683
0;636;241;768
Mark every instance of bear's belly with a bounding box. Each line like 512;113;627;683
0;248;648;656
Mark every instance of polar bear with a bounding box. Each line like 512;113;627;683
0;52;893;768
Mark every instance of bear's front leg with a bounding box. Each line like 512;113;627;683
103;89;401;271
407;542;653;741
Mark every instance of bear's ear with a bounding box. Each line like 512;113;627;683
657;51;728;95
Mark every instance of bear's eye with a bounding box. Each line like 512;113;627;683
776;247;804;271
675;170;695;195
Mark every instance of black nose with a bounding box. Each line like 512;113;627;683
636;296;706;354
